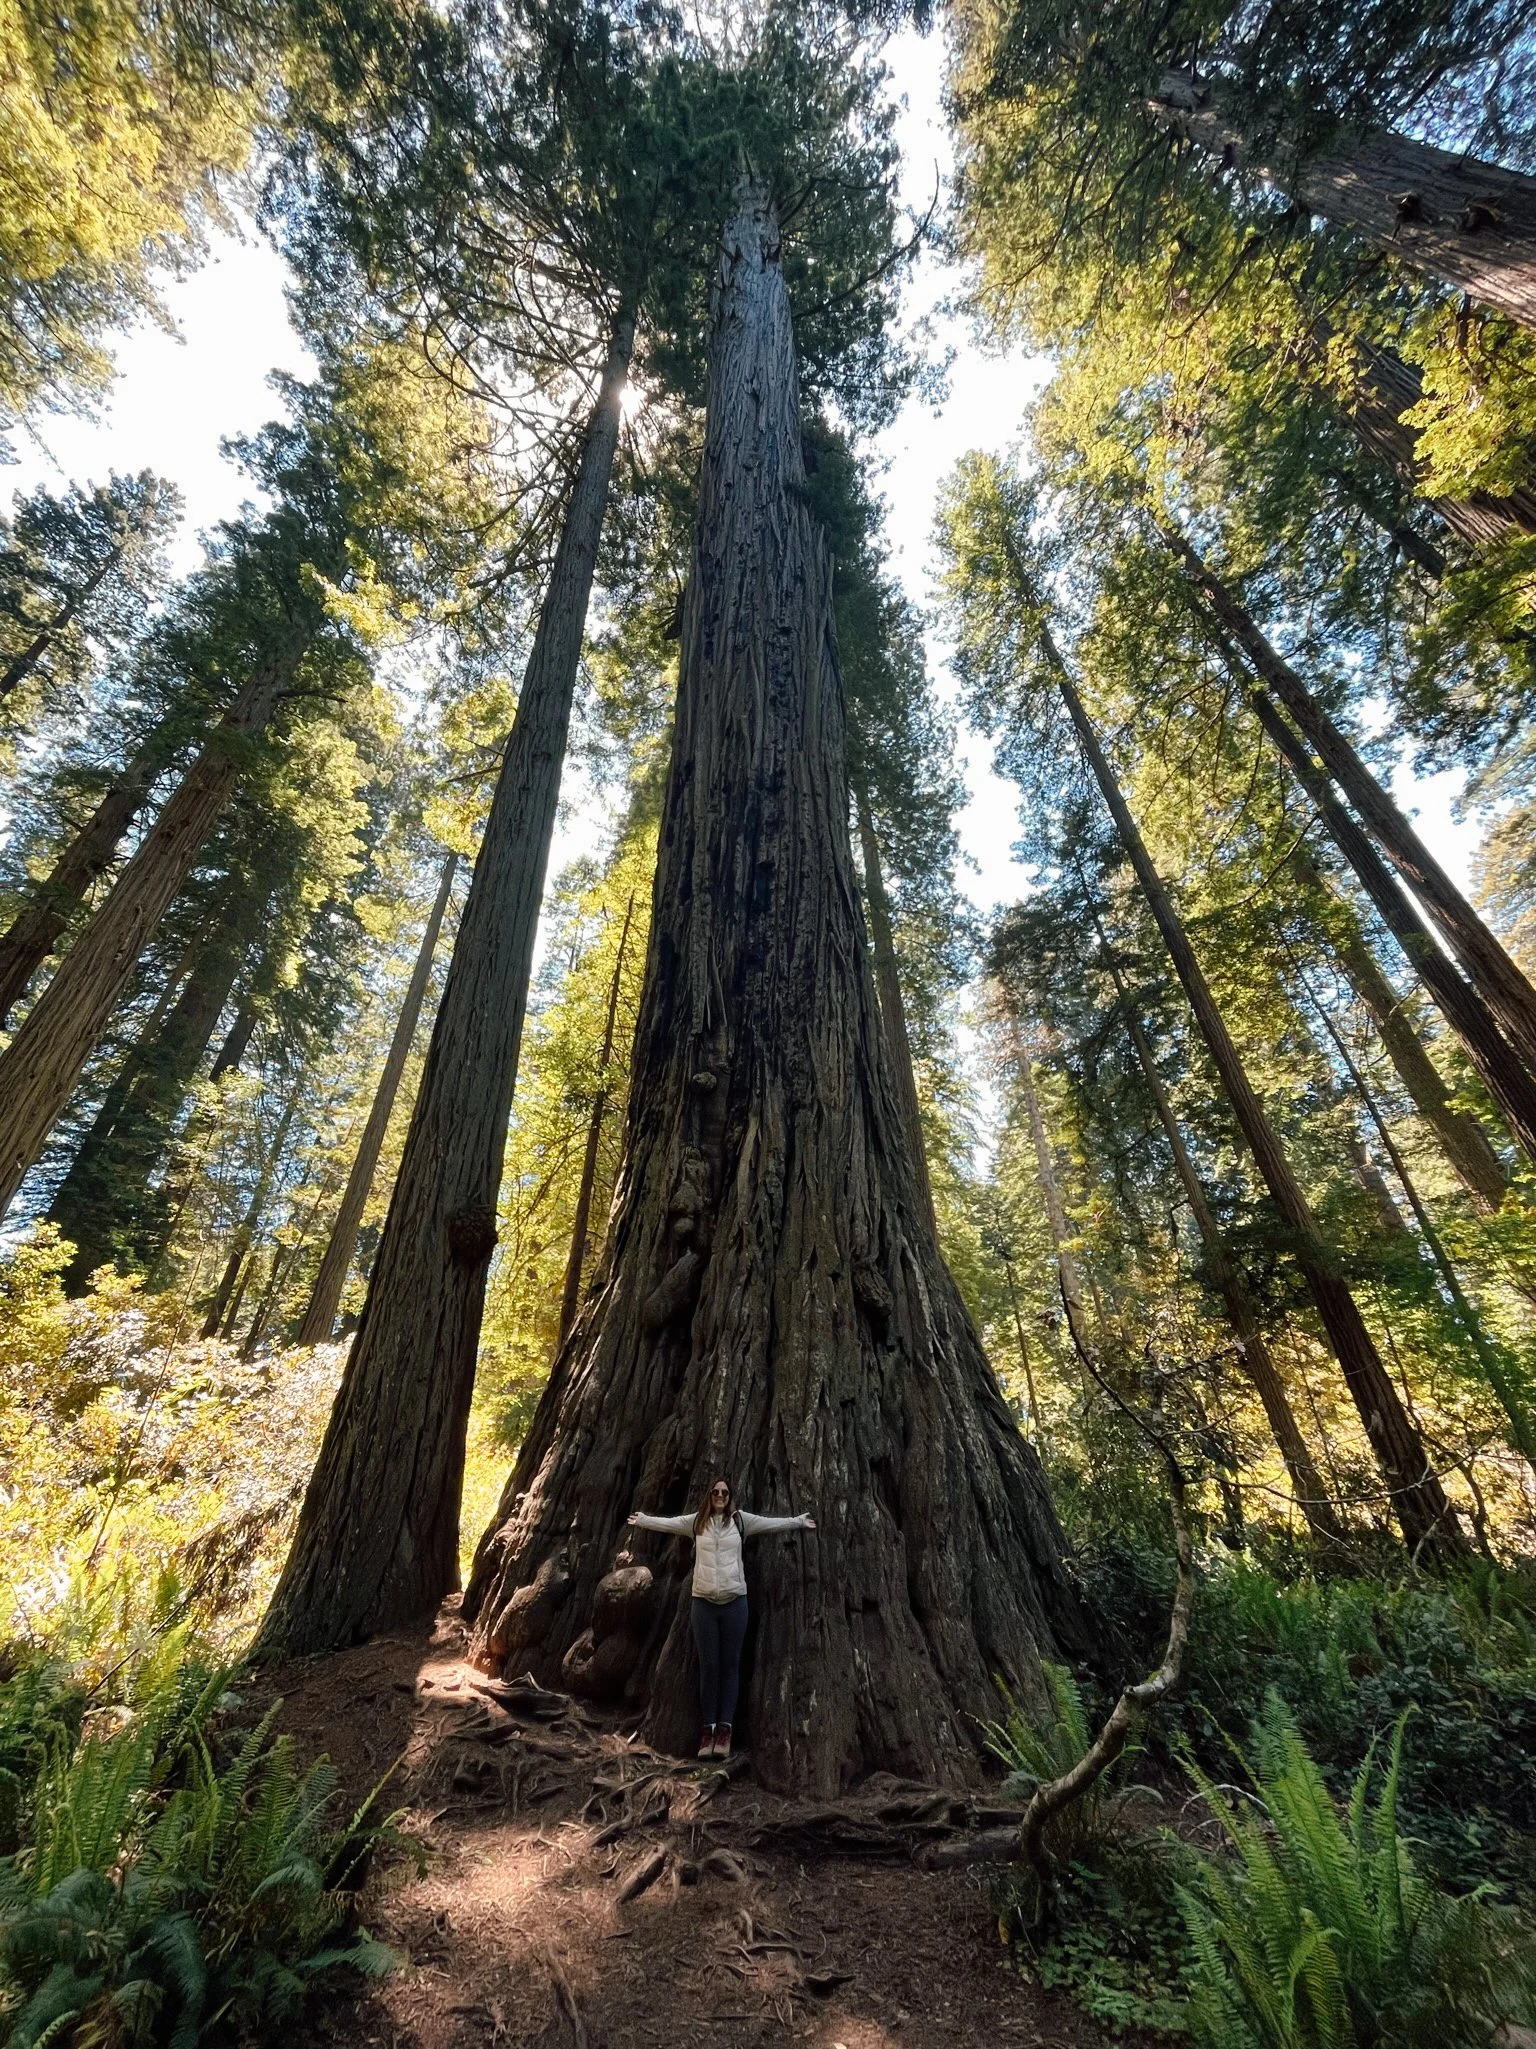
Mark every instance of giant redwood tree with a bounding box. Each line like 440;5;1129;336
457;186;1087;1796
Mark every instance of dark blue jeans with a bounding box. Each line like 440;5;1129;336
691;1594;749;1725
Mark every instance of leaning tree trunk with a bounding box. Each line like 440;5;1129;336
1292;846;1509;1209
0;652;296;1218
295;851;457;1347
1021;601;1465;1558
1107;965;1347;1543
256;310;638;1659
1152;70;1536;331
461;188;1089;1795
556;890;636;1351
0;739;171;1026
0;544;121;703
853;776;936;1233
1248;687;1536;1166
1164;523;1536;1079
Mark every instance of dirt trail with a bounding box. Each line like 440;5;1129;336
256;1610;1125;2049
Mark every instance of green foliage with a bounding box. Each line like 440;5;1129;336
985;1664;1121;1872
1180;1696;1536;2048
0;1644;395;2047
998;1840;1198;2036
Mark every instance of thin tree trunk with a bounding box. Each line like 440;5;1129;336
1307;980;1536;1465
459;188;1089;1793
1015;1039;1091;1357
1022;594;1465;1558
0;740;168;1026
1152;70;1536;331
1112;981;1347;1542
0;546;120;701
1250;688;1536;1164
1345;1127;1411;1234
854;776;937;1233
1164;523;1536;1076
203;1095;300;1338
258;310;638;1657
556;889;636;1351
999;1241;1043;1443
0;652;296;1218
210;1001;258;1080
295;852;458;1347
1293;845;1508;1208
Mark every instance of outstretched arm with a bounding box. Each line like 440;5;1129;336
627;1511;696;1535
738;1511;817;1535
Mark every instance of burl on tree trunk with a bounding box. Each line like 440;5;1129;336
462;186;1087;1796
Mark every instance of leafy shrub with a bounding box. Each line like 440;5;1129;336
985;1663;1120;1872
1180;1696;1536;2049
0;1648;395;2047
998;1838;1197;2036
1078;1542;1536;1899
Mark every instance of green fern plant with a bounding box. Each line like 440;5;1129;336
0;1656;396;2047
1180;1694;1536;2049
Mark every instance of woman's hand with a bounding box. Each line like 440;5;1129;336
627;1512;640;1525
803;1515;817;1529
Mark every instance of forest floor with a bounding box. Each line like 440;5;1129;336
254;1607;1135;2049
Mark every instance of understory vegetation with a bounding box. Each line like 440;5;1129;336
4;0;1536;2032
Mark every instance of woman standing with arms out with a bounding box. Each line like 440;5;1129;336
629;1480;816;1759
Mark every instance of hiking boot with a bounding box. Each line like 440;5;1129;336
697;1726;716;1759
713;1723;732;1759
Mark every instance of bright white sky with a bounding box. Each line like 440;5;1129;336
4;27;1478;932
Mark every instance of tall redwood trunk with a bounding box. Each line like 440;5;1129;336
0;654;295;1218
1021;599;1464;1557
257;311;637;1657
1249;688;1536;1165
459;189;1087;1795
1102;952;1346;1541
1164;524;1536;1077
1292;846;1508;1209
0;739;170;1025
853;776;936;1232
556;890;636;1351
295;851;457;1346
1152;71;1536;331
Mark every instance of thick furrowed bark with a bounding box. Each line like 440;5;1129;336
1251;689;1536;1169
1164;526;1536;1078
257;317;636;1659
462;191;1088;1796
0;743;169;1026
1153;71;1536;331
296;852;457;1347
1025;605;1465;1559
854;778;936;1234
0;658;293;1219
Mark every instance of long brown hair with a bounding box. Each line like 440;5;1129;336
693;1479;734;1535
